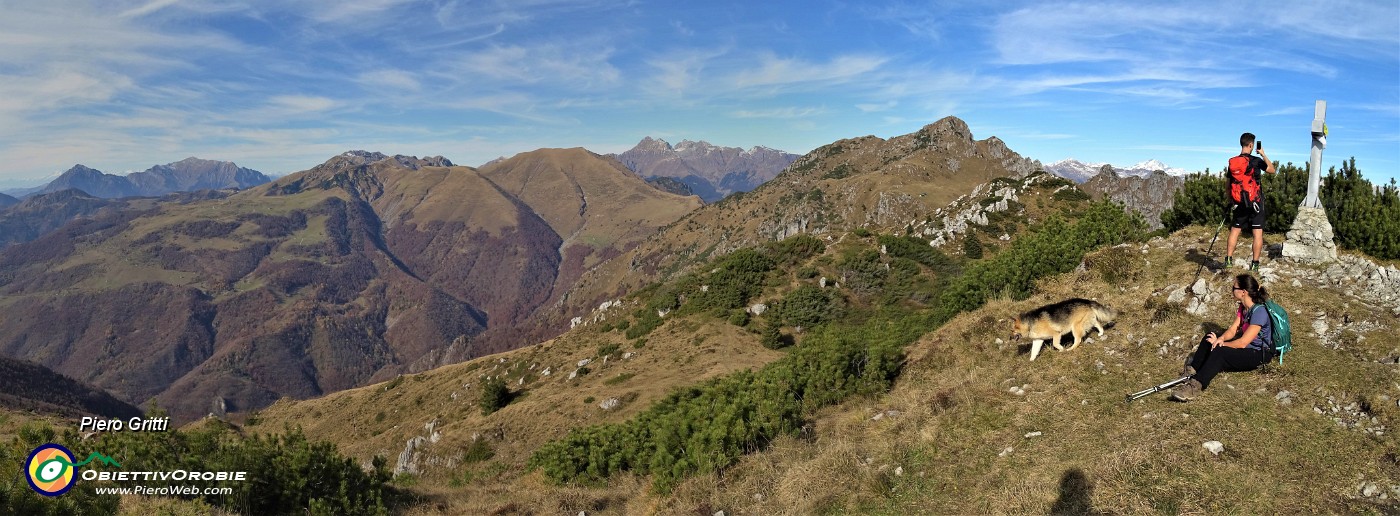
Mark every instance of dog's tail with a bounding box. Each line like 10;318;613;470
1092;301;1117;324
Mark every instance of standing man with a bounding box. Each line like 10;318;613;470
1224;132;1276;272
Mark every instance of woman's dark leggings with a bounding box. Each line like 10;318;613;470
1189;336;1269;389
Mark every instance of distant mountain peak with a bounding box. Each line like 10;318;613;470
612;137;799;203
60;164;103;176
327;150;453;170
1044;157;1192;183
30;159;270;200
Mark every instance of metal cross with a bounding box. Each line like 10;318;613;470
1303;100;1327;209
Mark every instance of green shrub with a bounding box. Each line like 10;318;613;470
728;309;750;327
780;285;840;329
529;312;909;492
479;377;513;415
597;343;620;358
766;234;825;266
962;234;983;259
625;311;664;339
760;319;787;350
463;439;495;463
836;248;885;296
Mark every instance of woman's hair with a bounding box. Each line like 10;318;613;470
1235;273;1269;304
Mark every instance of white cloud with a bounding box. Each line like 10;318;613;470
119;0;184;19
730;107;825;119
357;70;422;91
297;0;420;23
989;1;1351;91
856;101;898;113
268;95;338;113
732;54;887;88
642;47;730;98
0;69;132;117
453;43;621;89
854;2;950;41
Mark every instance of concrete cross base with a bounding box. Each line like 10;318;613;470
1281;206;1339;263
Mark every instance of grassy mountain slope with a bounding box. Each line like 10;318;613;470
479;148;704;304
252;188;1400;513
0;356;142;421
0;150;703;423
246;173;1127;510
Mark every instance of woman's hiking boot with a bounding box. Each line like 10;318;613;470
1170;379;1203;402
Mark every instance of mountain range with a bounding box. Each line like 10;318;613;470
1078;167;1186;229
3;157;269;199
1044;158;1192;183
551;116;1039;321
4;118;1393;515
612;137;799;202
0;149;698;421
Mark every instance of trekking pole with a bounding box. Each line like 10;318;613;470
1125;375;1193;402
1191;203;1236;286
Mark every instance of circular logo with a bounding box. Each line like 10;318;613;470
26;443;76;496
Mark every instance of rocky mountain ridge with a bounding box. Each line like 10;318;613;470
1079;167;1186;229
1046;158;1193;183
613;137;798;202
16;158;271;199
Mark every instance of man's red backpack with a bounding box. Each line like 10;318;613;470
1227;154;1261;211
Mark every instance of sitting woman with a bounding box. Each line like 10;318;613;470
1172;273;1274;402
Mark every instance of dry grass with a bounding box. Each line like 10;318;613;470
253;315;786;510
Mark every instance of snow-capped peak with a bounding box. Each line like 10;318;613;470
1044;157;1192;183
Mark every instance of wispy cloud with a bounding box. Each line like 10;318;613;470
730;107;825;119
0;0;1394;186
267;95;338;114
853;1;952;41
357;70;422;92
732;54;887;88
452;43;621;88
856;101;897;113
118;0;184;19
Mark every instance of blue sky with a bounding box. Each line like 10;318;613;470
1;0;1397;188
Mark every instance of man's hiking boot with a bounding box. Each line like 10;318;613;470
1170;379;1203;402
1222;257;1233;269
1181;365;1196;378
1250;260;1260;272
